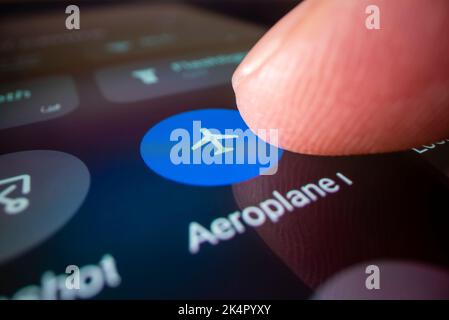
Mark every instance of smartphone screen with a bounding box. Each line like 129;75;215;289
1;2;449;300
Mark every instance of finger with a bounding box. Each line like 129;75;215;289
232;152;449;288
232;0;449;155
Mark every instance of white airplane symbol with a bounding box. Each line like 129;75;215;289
191;128;238;155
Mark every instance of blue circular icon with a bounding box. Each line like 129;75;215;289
140;109;283;186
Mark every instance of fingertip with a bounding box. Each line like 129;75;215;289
233;0;449;155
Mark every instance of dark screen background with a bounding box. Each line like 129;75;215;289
1;1;449;300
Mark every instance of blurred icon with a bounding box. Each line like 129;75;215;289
191;128;238;156
139;33;174;48
0;150;90;264
0;174;31;215
0;76;78;130
106;40;131;54
0;89;31;105
132;68;159;85
96;51;245;103
40;103;62;114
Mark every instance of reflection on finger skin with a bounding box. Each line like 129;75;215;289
232;151;449;290
313;260;449;300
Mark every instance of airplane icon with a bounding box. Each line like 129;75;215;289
191;128;238;155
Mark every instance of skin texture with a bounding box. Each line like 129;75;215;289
232;0;449;155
